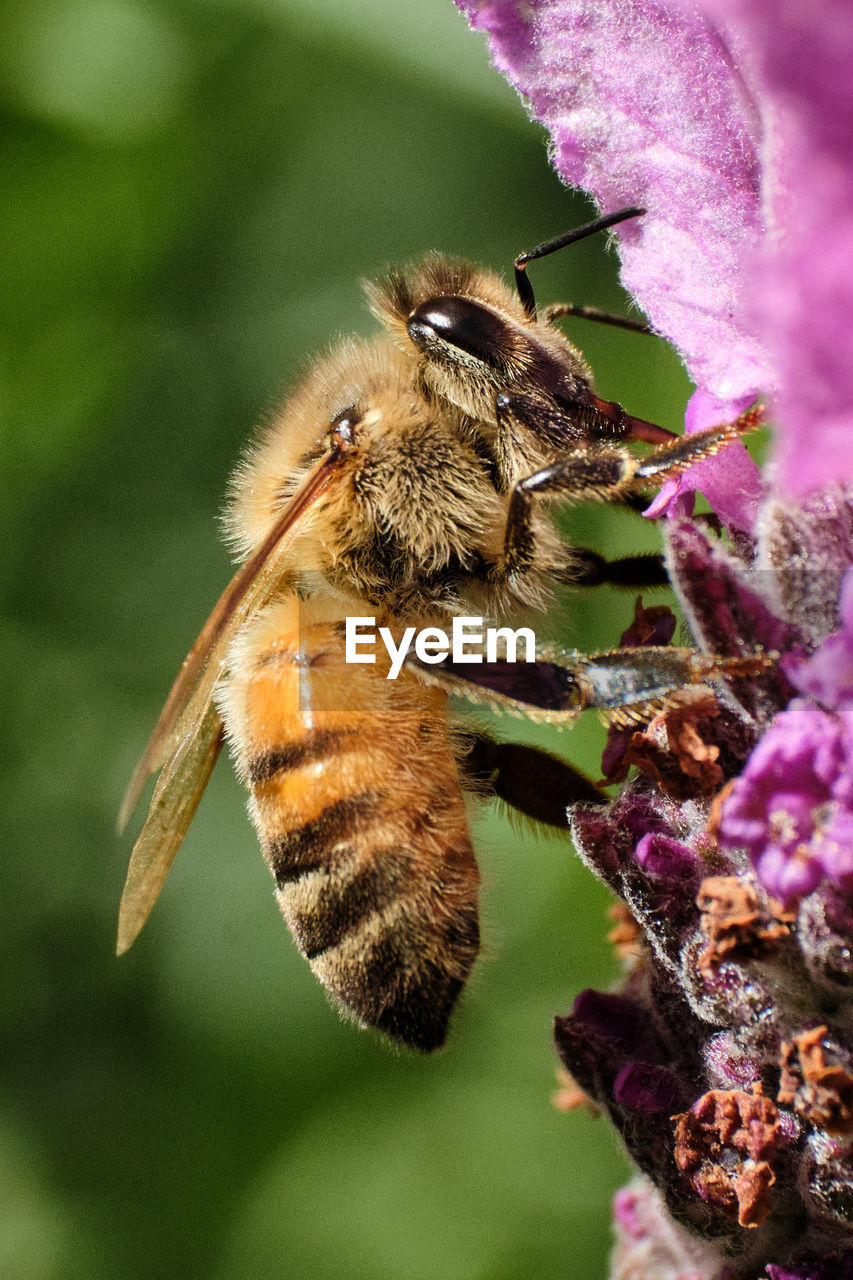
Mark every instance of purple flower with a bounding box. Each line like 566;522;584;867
457;0;853;506
457;0;769;402
788;569;853;709
611;1177;736;1280
696;0;853;502
717;652;853;903
454;1;853;1275
766;1254;853;1280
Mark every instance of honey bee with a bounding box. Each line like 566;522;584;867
118;208;762;1051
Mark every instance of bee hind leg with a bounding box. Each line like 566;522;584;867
561;548;669;589
461;732;605;826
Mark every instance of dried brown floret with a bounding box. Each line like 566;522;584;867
696;875;790;972
622;689;725;800
778;1026;853;1136
607;900;644;964
672;1086;782;1228
552;1066;601;1116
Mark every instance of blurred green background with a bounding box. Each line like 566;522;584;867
1;1;694;1277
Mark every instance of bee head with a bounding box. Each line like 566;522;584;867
366;255;592;426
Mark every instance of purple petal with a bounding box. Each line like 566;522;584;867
840;567;853;634
754;842;822;907
766;1253;853;1280
613;1061;684;1112
634;831;700;881
612;1184;646;1238
645;388;764;529
737;702;842;793
611;1177;733;1279
790;634;853;710
791;569;853;709
716;701;853;904
569;988;668;1063
816;809;853;893
459;0;853;512
457;0;772;406
695;0;853;499
571;785;673;887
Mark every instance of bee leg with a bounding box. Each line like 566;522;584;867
631;403;764;481
412;648;776;729
462;732;605;824
500;449;659;585
567;549;669;589
501;403;764;581
493;390;621;454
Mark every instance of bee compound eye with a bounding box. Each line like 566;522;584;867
407;296;512;368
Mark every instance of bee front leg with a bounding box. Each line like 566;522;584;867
631;403;764;481
495;388;676;457
499;444;669;589
499;402;765;588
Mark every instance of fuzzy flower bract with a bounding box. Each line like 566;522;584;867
456;1;853;1275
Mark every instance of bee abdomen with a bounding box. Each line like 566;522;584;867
222;601;481;1051
264;790;385;885
269;806;480;1052
276;844;406;959
298;847;481;1053
247;727;354;785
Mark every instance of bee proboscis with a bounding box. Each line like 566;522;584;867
118;208;763;1051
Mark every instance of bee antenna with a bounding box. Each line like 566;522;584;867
514;206;646;319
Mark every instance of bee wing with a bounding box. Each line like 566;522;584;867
116;443;351;955
116;700;224;955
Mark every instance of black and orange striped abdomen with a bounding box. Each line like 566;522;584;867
218;595;480;1051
